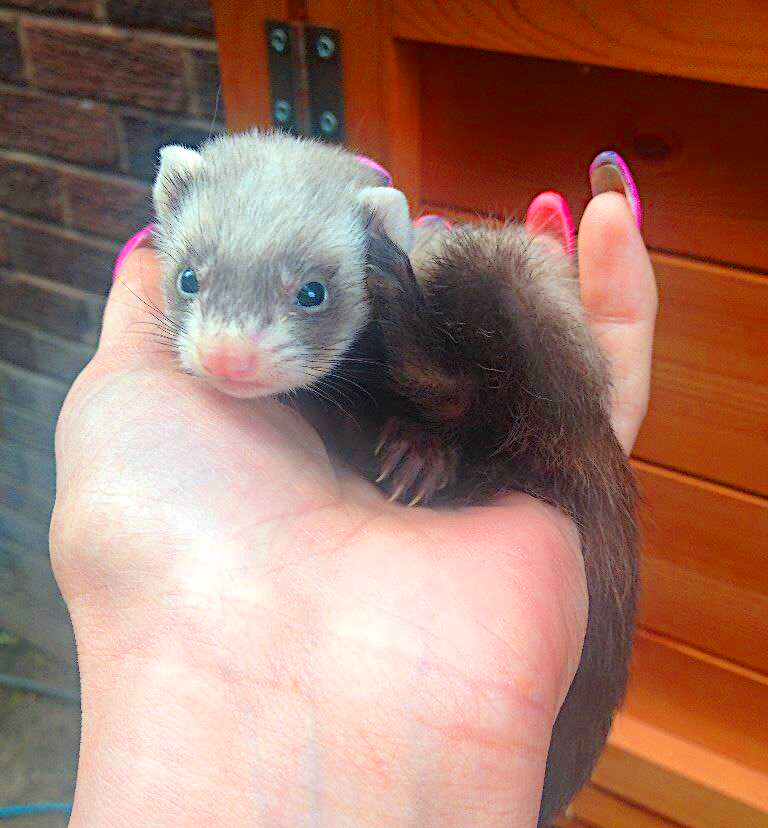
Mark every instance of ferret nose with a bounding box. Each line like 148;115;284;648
198;343;260;380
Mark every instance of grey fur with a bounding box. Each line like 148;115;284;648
152;129;398;391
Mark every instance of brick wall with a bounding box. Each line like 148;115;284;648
0;0;224;659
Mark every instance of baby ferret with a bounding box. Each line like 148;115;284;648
151;129;638;828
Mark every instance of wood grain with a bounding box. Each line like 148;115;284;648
598;714;768;828
211;0;288;132
306;0;388;162
626;630;768;775
634;255;768;496
636;461;768;674
305;1;423;206
419;44;768;271
392;0;768;91
564;785;688;828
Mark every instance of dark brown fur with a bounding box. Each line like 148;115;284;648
328;224;639;827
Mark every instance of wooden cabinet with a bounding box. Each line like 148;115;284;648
212;2;768;825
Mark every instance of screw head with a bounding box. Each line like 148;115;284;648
270;28;288;53
316;35;336;59
318;110;338;136
274;99;292;124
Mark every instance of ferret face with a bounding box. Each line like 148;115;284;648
151;132;411;399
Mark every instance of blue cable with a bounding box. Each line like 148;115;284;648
0;803;72;818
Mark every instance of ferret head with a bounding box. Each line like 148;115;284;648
151;131;411;398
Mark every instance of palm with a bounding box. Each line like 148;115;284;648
52;192;655;826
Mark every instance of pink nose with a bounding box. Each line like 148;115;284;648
198;344;260;380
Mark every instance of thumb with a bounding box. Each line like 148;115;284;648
578;190;657;454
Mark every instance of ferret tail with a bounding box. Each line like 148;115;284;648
538;456;639;826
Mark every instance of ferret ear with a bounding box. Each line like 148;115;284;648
153;145;204;219
358;187;412;251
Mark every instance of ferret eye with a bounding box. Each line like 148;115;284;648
177;268;199;296
296;281;326;309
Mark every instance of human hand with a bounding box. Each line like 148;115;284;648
51;179;656;827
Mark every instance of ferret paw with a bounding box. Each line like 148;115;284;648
374;418;458;506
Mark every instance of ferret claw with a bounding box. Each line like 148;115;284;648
375;440;408;483
374;417;458;507
388;482;408;503
407;489;426;508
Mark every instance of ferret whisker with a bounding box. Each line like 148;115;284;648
110;296;179;333
116;282;183;333
132;329;177;343
309;381;361;430
314;376;358;410
326;371;378;406
337;357;385;367
119;324;173;339
207;85;222;140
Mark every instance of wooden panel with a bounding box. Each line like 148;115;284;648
305;0;423;206
598;714;768;828
637;462;768;674
626;631;768;774
563;785;687;828
392;0;768;91
634;255;768;496
306;0;388;162
211;0;289;132
419;44;768;271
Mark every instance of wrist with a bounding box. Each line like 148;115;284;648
69;597;551;828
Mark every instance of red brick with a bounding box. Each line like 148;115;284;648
0;360;68;416
0;436;56;498
0;155;62;221
0;88;120;169
0;316;93;384
192;48;224;122
64;170;152;241
0;472;54;525
0;269;104;344
0;225;9;265
0;0;98;19
0;17;25;84
25;21;190;113
121;112;218;180
106;0;214;37
0;214;117;294
0;499;51;551
0;403;55;457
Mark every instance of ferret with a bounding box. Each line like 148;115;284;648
151;129;638;827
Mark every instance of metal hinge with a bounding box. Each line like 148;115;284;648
265;21;345;144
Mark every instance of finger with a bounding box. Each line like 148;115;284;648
578;191;658;454
96;226;179;372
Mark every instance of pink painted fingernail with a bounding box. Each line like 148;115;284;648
589;151;642;229
415;213;453;229
525;191;575;256
355;154;392;186
113;224;156;282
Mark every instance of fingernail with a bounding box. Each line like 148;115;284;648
113;224;156;282
525;191;575;256
414;214;453;229
589;151;642;229
354;155;393;187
